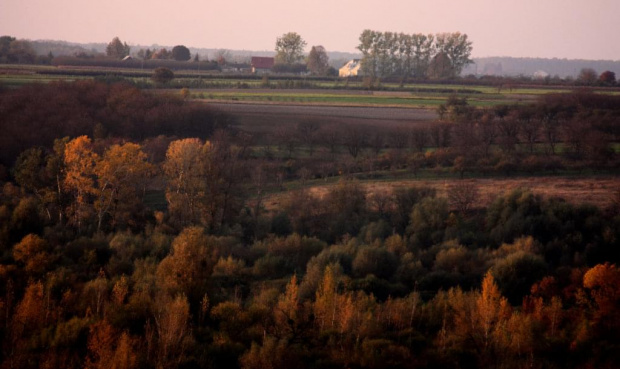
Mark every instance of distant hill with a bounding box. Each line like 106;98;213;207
464;57;620;78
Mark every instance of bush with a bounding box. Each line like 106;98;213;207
152;67;174;84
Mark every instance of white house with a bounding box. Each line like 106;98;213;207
339;59;363;77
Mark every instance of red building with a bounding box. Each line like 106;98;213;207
251;56;275;74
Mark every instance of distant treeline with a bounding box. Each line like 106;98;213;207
466;56;620;78
51;56;220;71
0;81;233;166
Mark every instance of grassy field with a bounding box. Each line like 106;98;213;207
189;90;510;107
261;175;620;213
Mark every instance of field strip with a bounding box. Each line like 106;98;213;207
263;176;620;211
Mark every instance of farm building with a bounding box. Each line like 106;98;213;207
339;59;363;77
251;57;275;74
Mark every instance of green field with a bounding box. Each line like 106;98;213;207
189;91;511;107
2;63;619;109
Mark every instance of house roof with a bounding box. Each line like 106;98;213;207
340;59;361;70
251;57;275;69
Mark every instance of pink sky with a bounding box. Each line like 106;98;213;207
1;0;619;60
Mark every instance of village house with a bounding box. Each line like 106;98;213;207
251;57;275;74
339;59;363;77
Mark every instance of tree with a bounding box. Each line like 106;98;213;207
599;70;616;86
151;48;171;59
13;234;50;275
163;138;207;226
307;45;329;75
137;48;152;60
171;45;191;61
94;142;153;231
156;227;214;299
152;67;174;84
435;32;473;77
275;32;307;65
578;68;598;85
427;52;454;79
63;136;98;232
106;37;130;59
0;36;36;63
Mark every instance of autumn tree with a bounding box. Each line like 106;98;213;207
13;234;51;275
94;142;153;232
313;264;339;332
598;70;616;86
582;263;620;330
274;274;304;339
63;136;98;232
156;227;214;299
153;294;192;369
306;45;329;75
106;37;130;59
275;32;307;65
163;138;207;227
85;321;138;369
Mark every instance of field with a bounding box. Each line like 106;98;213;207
263;175;620;212
4;63;619;110
209;101;437;132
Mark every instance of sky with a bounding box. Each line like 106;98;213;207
1;0;619;60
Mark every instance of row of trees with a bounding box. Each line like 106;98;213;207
357;30;473;79
0;36;51;64
274;32;333;75
106;36;193;61
0;80;231;166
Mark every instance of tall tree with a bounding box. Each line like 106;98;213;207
106;37;130;59
63;136;98;232
306;45;329;75
94;142;153;231
275;32;307;65
435;32;473;77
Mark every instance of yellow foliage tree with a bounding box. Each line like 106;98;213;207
94;142;153;232
63;136;98;231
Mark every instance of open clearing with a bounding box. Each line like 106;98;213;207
263;176;620;211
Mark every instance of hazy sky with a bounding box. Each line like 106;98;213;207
2;0;619;60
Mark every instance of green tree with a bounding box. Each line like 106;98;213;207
171;45;191;61
106;37;130;59
275;32;307;65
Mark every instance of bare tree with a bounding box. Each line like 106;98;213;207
410;126;428;152
297;120;320;156
343;125;366;159
370;132;385;156
448;181;480;214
